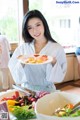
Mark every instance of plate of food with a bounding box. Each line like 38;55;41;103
17;54;53;65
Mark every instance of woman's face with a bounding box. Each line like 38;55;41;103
27;17;45;41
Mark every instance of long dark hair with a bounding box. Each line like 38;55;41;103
22;9;56;43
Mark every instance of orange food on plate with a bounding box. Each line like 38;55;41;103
34;54;40;57
26;57;36;63
18;54;49;64
36;58;43;63
40;55;48;61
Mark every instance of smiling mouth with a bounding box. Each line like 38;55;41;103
34;33;41;37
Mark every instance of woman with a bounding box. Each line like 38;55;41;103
8;10;67;92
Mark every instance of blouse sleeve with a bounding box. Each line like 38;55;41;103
48;47;67;83
8;46;27;84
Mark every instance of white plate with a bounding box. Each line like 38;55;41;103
18;55;53;65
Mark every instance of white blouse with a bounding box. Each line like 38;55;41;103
8;41;67;92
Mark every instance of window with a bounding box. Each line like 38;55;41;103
0;0;24;51
29;0;80;53
0;0;19;43
60;19;71;28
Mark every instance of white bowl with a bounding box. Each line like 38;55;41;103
0;89;24;100
35;91;80;120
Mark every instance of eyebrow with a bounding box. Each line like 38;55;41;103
27;21;41;28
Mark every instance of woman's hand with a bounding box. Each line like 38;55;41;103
51;57;57;66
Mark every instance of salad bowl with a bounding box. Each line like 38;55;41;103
35;91;80;120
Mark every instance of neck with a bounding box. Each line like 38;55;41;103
34;37;48;45
34;39;48;54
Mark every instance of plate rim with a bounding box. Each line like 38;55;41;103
18;55;53;65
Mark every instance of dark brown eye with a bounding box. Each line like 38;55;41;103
27;27;32;30
36;24;41;27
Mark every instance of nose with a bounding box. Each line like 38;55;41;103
33;27;38;34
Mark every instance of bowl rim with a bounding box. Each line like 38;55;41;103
35;91;80;119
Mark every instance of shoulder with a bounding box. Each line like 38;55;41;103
48;41;63;50
18;42;30;48
48;41;65;56
15;42;33;52
11;43;29;57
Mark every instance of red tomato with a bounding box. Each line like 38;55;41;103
1;97;14;101
34;54;39;57
42;55;47;57
12;95;16;100
15;91;20;98
28;97;36;102
1;97;8;101
40;55;48;61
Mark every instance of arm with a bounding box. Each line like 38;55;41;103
48;47;67;83
8;46;27;84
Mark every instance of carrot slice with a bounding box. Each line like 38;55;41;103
66;104;74;109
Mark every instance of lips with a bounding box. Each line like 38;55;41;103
34;33;41;37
